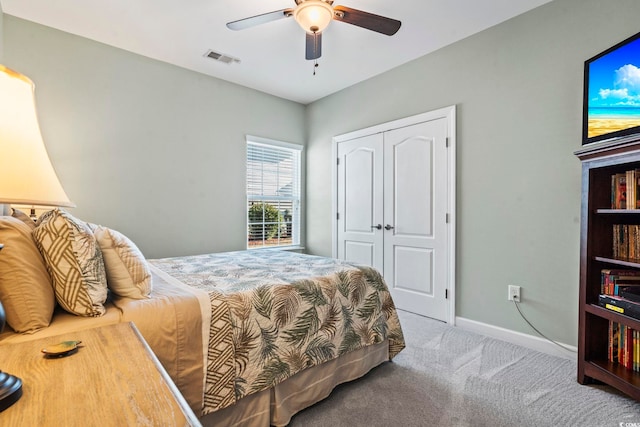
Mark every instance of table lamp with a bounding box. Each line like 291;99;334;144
0;65;75;411
0;65;75;214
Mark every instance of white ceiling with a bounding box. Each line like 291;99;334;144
1;0;553;104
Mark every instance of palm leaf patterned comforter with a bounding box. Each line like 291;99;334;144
149;250;405;416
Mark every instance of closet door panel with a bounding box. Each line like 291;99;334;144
336;134;384;272
394;136;433;237
384;118;448;321
393;247;433;294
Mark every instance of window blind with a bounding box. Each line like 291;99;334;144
247;139;301;248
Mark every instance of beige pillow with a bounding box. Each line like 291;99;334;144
0;216;55;333
33;209;108;317
93;226;152;299
11;208;36;230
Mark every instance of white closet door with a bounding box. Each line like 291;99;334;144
336;133;384;272
383;118;448;321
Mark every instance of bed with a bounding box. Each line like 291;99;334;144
0;209;405;426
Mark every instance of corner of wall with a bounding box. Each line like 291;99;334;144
455;316;577;360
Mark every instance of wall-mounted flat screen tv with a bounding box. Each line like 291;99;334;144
583;31;640;145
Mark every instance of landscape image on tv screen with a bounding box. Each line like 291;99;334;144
585;34;640;144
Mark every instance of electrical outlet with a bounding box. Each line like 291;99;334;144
508;285;521;302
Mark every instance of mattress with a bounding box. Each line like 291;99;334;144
149;250;405;417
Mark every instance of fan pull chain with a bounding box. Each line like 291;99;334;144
313;60;319;76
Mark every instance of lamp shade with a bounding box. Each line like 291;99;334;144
0;65;74;208
294;0;334;33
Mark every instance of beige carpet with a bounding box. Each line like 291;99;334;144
288;310;640;427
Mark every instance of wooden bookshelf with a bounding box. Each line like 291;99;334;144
575;135;640;401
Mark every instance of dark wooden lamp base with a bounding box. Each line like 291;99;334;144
0;370;22;412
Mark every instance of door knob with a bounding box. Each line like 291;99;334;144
385;224;394;230
371;224;382;230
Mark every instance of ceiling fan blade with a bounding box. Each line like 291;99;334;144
333;5;401;36
226;9;293;31
306;32;322;60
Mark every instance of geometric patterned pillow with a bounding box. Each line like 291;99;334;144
32;209;108;317
93;225;152;299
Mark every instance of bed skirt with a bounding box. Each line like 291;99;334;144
200;339;390;427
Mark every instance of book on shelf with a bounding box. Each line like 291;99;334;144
611;169;640;209
620;324;624;365
612;173;627;209
632;329;640;372
620;286;640;303
637;329;640;371
600;269;640;295
632;171;638;208
628;170;635;211
614;281;640;296
599;294;640;320
609;321;619;363
625;326;633;369
612;224;640;260
608;321;640;372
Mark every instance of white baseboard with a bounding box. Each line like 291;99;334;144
455;316;577;360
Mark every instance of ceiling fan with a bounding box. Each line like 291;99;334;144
226;0;402;61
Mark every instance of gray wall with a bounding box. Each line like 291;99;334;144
305;0;640;345
3;15;306;259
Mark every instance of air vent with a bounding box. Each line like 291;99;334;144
204;50;240;64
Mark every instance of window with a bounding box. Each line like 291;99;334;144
246;136;301;249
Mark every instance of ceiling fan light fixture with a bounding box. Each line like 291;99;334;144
294;0;334;33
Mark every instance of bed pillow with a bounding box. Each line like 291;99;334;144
33;209;108;317
93;226;152;299
11;208;36;230
0;216;55;333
